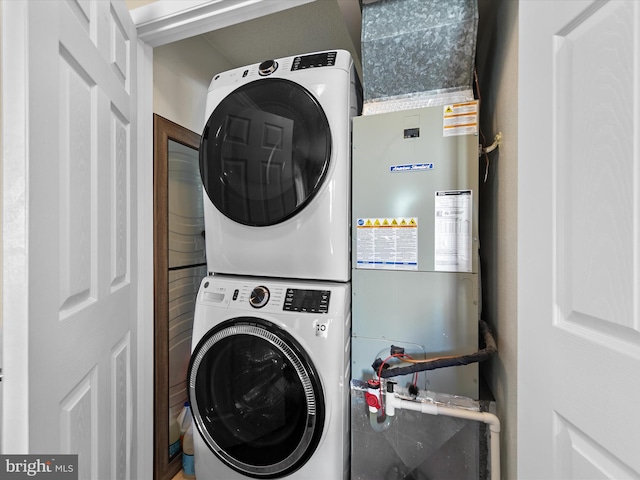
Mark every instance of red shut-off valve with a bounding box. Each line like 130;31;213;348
365;379;381;412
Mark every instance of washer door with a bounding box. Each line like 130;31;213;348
188;317;325;478
199;78;331;227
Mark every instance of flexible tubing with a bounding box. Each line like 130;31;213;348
368;411;394;432
378;319;497;379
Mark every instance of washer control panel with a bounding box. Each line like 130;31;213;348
198;278;332;314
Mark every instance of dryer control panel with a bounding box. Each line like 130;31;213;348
291;51;337;70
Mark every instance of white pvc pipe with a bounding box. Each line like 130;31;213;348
386;392;501;480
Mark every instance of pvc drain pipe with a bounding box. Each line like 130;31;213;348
366;382;501;480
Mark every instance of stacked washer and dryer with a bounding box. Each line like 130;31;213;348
188;50;360;479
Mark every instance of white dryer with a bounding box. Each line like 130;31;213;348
199;50;360;282
188;275;351;479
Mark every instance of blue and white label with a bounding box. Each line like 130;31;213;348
355;217;418;271
390;163;434;172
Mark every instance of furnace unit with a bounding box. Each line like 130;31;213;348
351;102;480;399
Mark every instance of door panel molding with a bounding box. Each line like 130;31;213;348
519;1;640;476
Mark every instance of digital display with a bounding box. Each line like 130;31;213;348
283;289;331;313
291;52;337;71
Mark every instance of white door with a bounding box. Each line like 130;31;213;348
2;1;138;478
518;1;640;478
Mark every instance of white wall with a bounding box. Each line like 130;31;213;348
476;1;519;479
125;0;156;9
153;36;233;134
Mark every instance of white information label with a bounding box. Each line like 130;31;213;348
434;191;472;272
355;217;418;270
443;100;479;137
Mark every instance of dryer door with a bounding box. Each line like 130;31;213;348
199;78;331;226
188;317;325;478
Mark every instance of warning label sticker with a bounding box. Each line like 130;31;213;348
356;217;418;270
443;101;479;137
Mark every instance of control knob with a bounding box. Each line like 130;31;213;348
258;59;278;76
249;286;270;308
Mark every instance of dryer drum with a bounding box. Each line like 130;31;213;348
199;78;332;227
188;317;325;478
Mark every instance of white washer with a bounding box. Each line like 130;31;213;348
199;50;360;282
188;275;351;479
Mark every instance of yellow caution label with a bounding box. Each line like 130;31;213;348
443;100;479;137
355;217;419;271
356;218;418;228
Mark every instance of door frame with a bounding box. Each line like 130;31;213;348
152;114;202;480
1;0;30;454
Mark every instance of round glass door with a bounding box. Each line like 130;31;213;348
199;78;331;226
188;318;325;478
